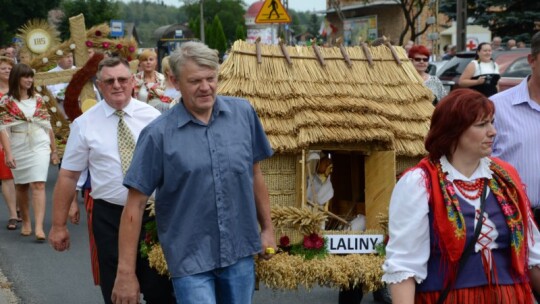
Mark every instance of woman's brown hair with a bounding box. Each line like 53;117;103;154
425;88;495;160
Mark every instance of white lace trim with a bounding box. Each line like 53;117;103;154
382;271;423;285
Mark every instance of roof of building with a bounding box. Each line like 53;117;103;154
217;40;433;157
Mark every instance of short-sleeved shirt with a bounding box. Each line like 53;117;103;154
61;99;160;205
124;95;273;278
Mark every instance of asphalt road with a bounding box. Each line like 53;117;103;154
0;165;379;304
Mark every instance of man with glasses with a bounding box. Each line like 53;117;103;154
49;56;174;303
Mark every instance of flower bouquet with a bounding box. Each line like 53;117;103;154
279;233;328;260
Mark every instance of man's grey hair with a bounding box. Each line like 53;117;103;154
531;32;540;57
169;41;220;79
97;56;131;79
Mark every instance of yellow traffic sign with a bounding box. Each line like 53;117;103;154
255;0;291;24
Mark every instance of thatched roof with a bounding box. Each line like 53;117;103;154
218;40;433;157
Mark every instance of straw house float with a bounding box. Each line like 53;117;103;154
217;40;434;291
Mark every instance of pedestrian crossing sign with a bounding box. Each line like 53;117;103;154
255;0;291;24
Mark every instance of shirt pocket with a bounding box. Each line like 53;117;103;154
227;138;251;174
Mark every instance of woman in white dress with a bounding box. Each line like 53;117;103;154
0;63;59;241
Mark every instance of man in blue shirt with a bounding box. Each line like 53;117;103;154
112;41;276;304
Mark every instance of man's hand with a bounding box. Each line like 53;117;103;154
111;272;140;304
48;225;71;251
259;228;277;260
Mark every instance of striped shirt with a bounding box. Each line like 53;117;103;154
491;76;540;208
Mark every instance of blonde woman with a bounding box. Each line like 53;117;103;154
133;49;165;103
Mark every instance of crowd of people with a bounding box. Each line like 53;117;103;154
0;28;538;304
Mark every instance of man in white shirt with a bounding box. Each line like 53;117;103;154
47;52;75;118
48;56;174;304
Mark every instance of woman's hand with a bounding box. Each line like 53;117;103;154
50;151;60;165
478;76;486;85
5;153;16;169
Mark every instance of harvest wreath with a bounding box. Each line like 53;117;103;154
140;204;387;291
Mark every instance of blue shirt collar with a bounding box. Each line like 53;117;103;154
176;95;232;128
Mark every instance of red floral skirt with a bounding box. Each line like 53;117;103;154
416;283;533;304
0;149;13;180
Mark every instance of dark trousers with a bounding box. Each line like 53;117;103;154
93;199;175;304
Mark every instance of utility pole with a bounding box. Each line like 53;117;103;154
200;0;205;43
456;0;466;51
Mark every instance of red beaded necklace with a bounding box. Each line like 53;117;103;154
453;178;485;200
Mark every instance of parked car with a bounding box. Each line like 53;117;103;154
497;51;531;91
436;51;475;92
435;48;530;92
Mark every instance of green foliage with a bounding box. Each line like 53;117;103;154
182;0;245;45
139;220;158;258
58;0;120;40
0;0;61;46
235;24;246;41
189;17;201;40
211;15;227;55
439;0;540;42
117;1;187;47
289;238;329;260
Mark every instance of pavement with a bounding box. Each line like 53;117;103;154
0;269;18;304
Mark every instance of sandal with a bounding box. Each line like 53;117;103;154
6;218;17;230
16;211;22;222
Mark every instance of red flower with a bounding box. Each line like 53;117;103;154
304;233;324;249
279;235;290;247
127;56;132;61
128;46;136;53
102;42;110;49
116;43;123;50
144;232;153;244
95;30;102;37
85;41;94;47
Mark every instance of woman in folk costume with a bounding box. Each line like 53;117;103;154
382;88;540;303
0;63;59;241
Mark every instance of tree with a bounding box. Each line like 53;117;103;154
58;0;120;40
182;0;245;44
211;15;227;55
440;0;540;43
395;0;433;45
235;24;246;41
0;0;61;46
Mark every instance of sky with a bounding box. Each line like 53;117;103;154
125;0;327;12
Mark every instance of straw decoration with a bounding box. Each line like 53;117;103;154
256;254;385;291
271;207;327;235
218;40;433;157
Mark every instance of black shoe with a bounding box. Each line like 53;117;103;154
373;285;392;304
338;285;363;304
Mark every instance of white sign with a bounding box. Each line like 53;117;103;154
326;234;383;254
110;20;124;38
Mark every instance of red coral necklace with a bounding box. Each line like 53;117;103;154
453;178;485;200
